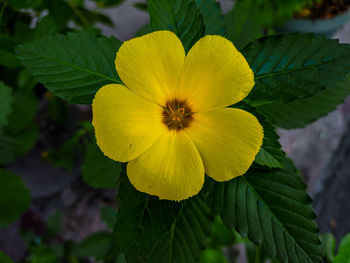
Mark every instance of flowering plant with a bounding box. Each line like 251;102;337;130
2;0;350;262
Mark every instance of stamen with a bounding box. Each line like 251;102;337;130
162;99;193;131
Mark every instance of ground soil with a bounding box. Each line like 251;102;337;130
295;0;350;19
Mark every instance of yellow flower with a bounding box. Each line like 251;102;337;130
92;31;263;201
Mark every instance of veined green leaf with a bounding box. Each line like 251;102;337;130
334;233;350;263
195;0;226;36
16;32;122;104
0;169;31;228
243;33;350;105
257;74;350;129
148;0;205;52
0;81;13;133
210;159;323;263
116;177;213;263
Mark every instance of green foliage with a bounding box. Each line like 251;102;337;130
0;124;39;165
209;158;323;263
31;246;60;263
116;178;213;263
0;170;31;228
73;231;115;259
195;0;226;35
148;0;205;52
46;211;63;238
319;233;335;263
225;0;263;50
0;251;15;263
334;233;350;263
16;32;122;104
0;81;13;133
243;33;350;106
100;206;117;230
199;249;228;263
82;142;122;188
258;74;350;129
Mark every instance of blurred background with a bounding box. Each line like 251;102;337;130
1;0;350;262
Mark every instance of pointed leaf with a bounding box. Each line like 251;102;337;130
148;0;205;52
210;159;323;263
334;233;350;263
243;33;350;105
16;32;122;104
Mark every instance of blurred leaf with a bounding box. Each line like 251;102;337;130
0;81;13;133
116;178;213;263
91;0;125;8
134;2;147;11
73;232;114;259
0;33;21;68
209;216;235;247
100;206;117;230
199;249;228;263
225;0;263;50
245;242;269;263
72;7;114;27
148;0;205;52
334;233;350;263
5;0;43;10
6;89;38;134
48;0;73;30
16;32;122;104
243;33;350;106
0;169;31;228
0;251;15;263
195;0;226;35
31;246;60;263
319;233;335;263
47;95;69;125
34;15;58;38
209;158;323;263
83;142;121;188
46;211;63;238
0;124;39;165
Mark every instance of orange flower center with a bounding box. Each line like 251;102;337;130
162;99;193;130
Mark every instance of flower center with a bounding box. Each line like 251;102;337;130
162;99;193;130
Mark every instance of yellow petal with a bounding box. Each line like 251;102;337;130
127;131;204;201
92;84;164;162
115;31;185;105
186;108;263;182
180;35;255;112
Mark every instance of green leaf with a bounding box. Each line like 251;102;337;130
256;74;350;129
209;216;235;247
100;206;117;230
0;124;39;165
334;233;350;263
199;249;228;263
148;0;205;52
319;233;335;263
31;246;60;263
0;81;13;133
225;0;263;50
0;170;31;228
16;32;122;104
243;33;350;105
116;178;213;263
6;89;38;134
195;0;226;35
254;117;284;168
46;211;63;238
73;232;114;259
210;159;323;263
6;0;43;9
82;142;121;188
0;252;15;263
